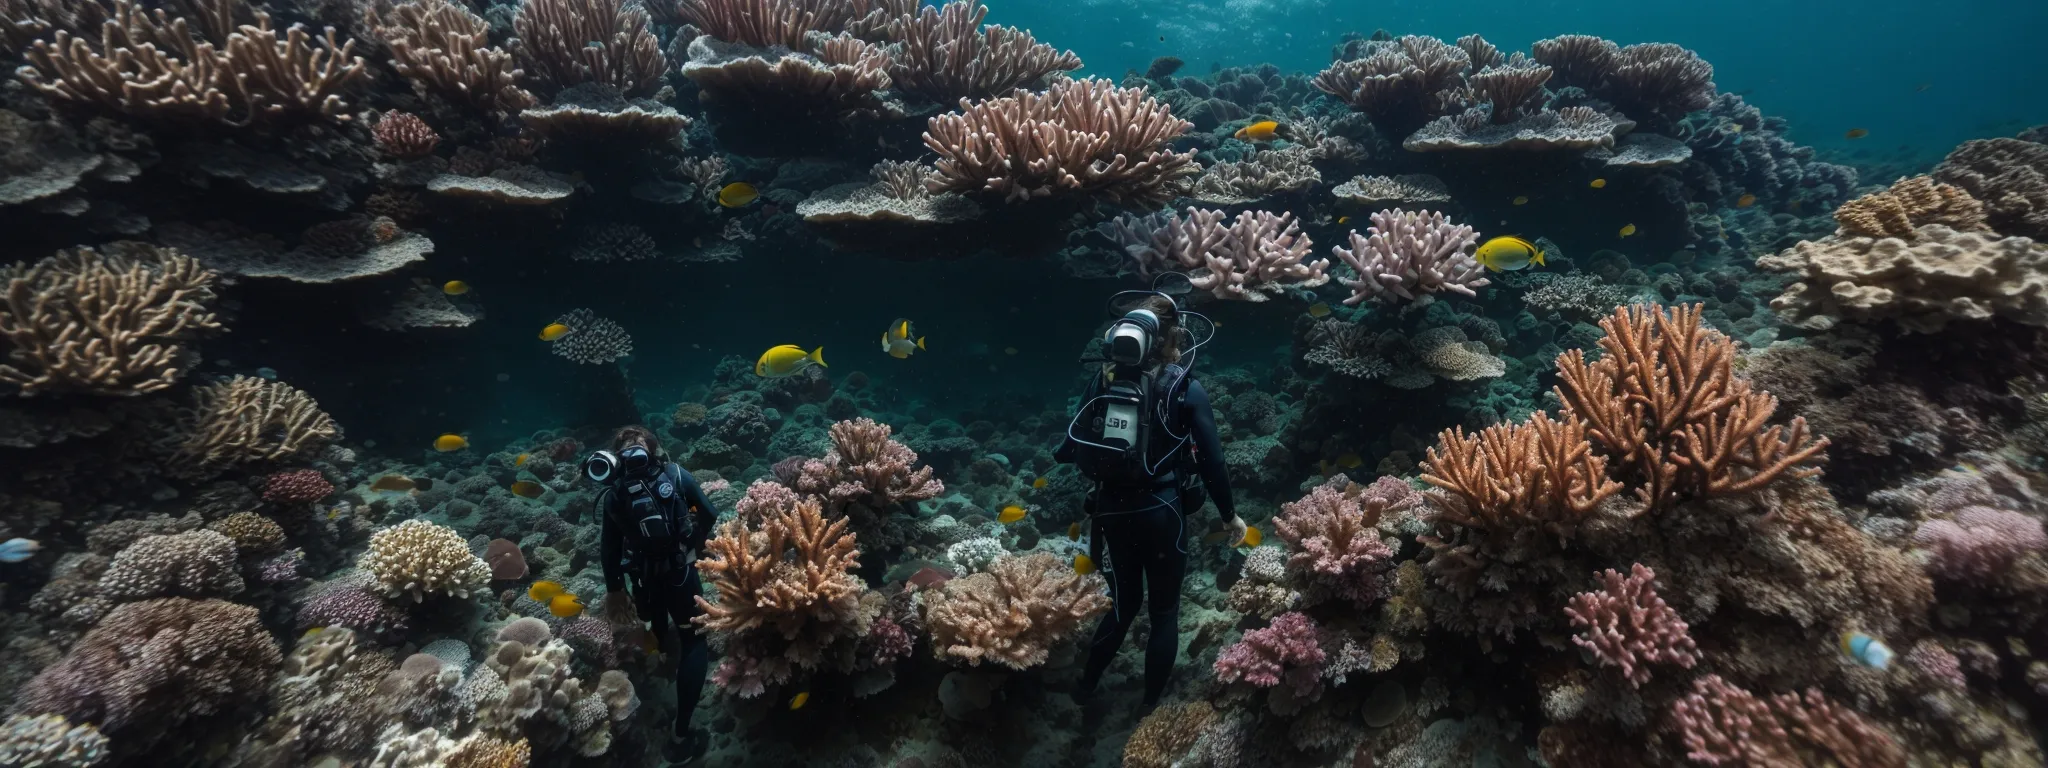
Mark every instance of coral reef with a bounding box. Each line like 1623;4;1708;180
924;77;1197;206
922;552;1109;669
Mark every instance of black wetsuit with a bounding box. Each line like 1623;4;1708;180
1057;364;1236;707
599;461;718;737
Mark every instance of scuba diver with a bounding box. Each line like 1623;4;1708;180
590;426;720;763
1058;281;1245;710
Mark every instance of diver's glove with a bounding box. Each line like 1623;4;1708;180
1223;516;1249;547
601;590;639;627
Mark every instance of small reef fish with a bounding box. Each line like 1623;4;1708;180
1840;631;1893;670
1307;302;1332;318
302;626;326;639
1067;522;1081;541
1203;524;1263;547
1033;476;1049;490
442;280;469;296
717;182;759;208
1589;178;1607;189
1336;453;1363;469
789;691;811;710
514;453;531;467
998;505;1028;524
434;434;469;452
539;323;571;341
0;538;42;563
369;475;417;492
1073;554;1097;575
1473;236;1549;272
1234;120;1281;142
528;580;566;602
882;319;926;359
1511;196;1529;206
756;345;826;378
1736;194;1758;209
549;594;584;618
509;481;546;499
1619;223;1638;237
1845;128;1869;139
1337;215;1350;225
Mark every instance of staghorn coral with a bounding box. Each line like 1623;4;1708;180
1331;208;1487;304
874;0;1080;103
170;375;340;473
0;243;219;397
1562;563;1698;687
1311;34;1469;138
922;552;1109;669
1422;411;1623;537
1933;137;2048;239
1670;675;1904;768
546;308;632;364
924;77;1197;207
357;519;491;602
1273;477;1409;605
1757;224;2048;333
1189;146;1320;204
14;598;280;744
371;0;535;114
783;417;943;519
1832;175;1987;239
693;496;871;696
0;713;108;767
1098;207;1330;302
511;0;665;98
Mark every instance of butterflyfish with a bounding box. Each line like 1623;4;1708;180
1840;631;1893;670
370;475;417;492
1845;128;1869;139
434;434;469;452
442;280;470;295
1033;476;1049;489
1511;196;1529;206
998;505;1028;524
509;481;546;499
1067;522;1081;541
756;345;826;378
528;581;565;602
1736;194;1757;209
1240;525;1262;547
549;593;584;618
0;538;42;563
514;453;531;467
1473;236;1549;272
1307;302;1331;318
1619;223;1638;237
882;319;926;359
717;182;759;208
539;323;571;341
1073;554;1097;575
789;691;811;710
1589;178;1607;189
1234;121;1281;142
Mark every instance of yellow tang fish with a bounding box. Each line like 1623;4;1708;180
1032;476;1048;490
1067;522;1081;541
1073;554;1096;575
1307;302;1331;318
434;434;469;452
1472;236;1549;272
514;453;530;467
509;481;546;499
881;319;926;360
1511;196;1529;206
717;182;759;208
370;475;417;492
998;505;1028;524
442;280;469;295
528;580;565;602
1234;120;1281;141
1589;178;1607;189
539;323;571;341
549;594;584;618
1619;223;1638;237
756;345;826;378
789;691;811;710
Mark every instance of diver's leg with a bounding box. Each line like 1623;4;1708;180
671;568;710;737
1139;501;1189;707
1079;511;1147;694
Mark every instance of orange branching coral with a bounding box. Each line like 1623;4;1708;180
1421;411;1623;538
924;77;1198;206
1832;175;1986;239
694;496;867;648
1553;304;1828;511
786;417;943;516
0;243;220;397
922;552;1110;669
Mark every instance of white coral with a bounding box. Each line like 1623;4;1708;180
358;519;490;602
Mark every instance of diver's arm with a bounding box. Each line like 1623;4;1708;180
599;492;626;592
1183;379;1238;522
674;465;718;552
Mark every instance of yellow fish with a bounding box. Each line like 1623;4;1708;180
528;581;565;602
549;594;583;618
539;323;571;341
1067;522;1081;540
1307;302;1331;318
442;280;469;295
1844;128;1869;139
434;434;469;452
998;505;1028;524
717;182;759;208
1033;476;1049;490
514;453;530;467
509;481;546;499
1511;195;1529;206
789;691;810;710
1336;452;1363;469
1619;224;1638;237
1073;554;1096;575
881;319;926;359
1589;178;1607;189
756;345;826;378
1233;120;1280;141
370;475;417;492
1736;194;1757;209
1240;525;1262;547
1473;236;1548;272
1337;215;1350;225
301;626;326;638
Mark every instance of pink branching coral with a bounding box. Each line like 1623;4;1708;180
1331;208;1487;305
785;418;943;518
1913;506;2048;585
1272;478;1407;604
874;0;1080;102
1562;564;1698;687
263;468;334;505
1213;611;1325;701
694;496;873;696
1670;675;1905;768
924;77;1197;206
1098;207;1330;302
921;552;1110;669
512;0;666;98
372;110;440;158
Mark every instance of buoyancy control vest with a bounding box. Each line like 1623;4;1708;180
1070;364;1190;488
601;462;698;574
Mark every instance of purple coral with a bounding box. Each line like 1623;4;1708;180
561;616;617;669
1913;506;2047;584
1331;208;1487;305
258;549;306;584
1905;642;1966;690
1213;612;1326;700
858;616;913;670
1564;564;1698;688
298;582;412;639
14;598;280;742
1272;480;1405;604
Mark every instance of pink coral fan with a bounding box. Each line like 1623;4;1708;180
1213;612;1326;700
1913;506;2047;584
263;468;335;505
1272;479;1405;604
1563;563;1699;688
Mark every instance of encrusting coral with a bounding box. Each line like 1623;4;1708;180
357;519;491;602
0;243;220;397
922;552;1109;669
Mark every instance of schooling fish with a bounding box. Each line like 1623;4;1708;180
539;323;571;341
998;505;1028;524
1234;120;1281;142
717;182;759;208
442;280;469;296
0;538;41;563
881;319;926;359
549;593;584;618
1473;236;1549;272
756;345;826;378
509;481;546;499
528;580;565;602
369;475;417;492
434;434;469;452
1841;631;1893;670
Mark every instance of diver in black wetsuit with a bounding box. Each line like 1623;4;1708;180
590;426;719;763
1057;291;1243;709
